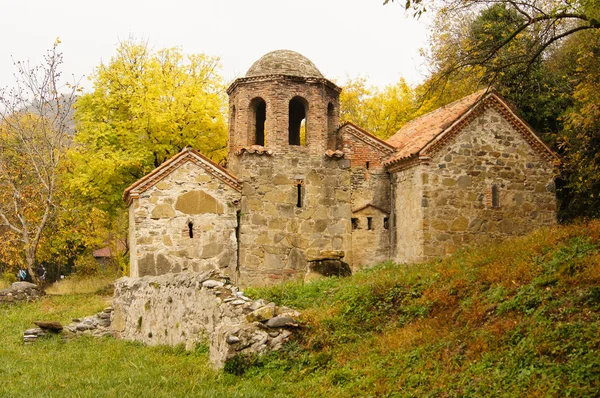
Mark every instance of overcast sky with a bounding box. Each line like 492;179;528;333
0;0;431;92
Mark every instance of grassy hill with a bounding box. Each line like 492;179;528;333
1;222;599;397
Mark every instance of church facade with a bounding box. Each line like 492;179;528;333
123;50;558;286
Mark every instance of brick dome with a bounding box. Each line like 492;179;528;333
245;50;323;78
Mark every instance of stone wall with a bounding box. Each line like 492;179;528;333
0;282;43;303
351;205;391;267
111;271;299;369
419;107;556;259
391;166;426;263
130;161;241;280
230;152;353;285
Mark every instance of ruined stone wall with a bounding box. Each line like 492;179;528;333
129;161;241;280
420;107;556;259
227;77;340;156
232;152;352;285
111;271;299;369
391;165;426;263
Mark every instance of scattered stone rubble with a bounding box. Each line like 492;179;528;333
112;271;301;368
23;307;113;344
0;282;44;303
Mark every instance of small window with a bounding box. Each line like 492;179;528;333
492;185;500;208
296;183;303;208
365;161;370;170
383;217;389;230
352;218;359;230
188;221;194;238
367;217;373;230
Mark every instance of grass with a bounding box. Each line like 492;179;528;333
2;221;600;396
45;273;118;295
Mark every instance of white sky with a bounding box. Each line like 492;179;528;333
0;0;431;92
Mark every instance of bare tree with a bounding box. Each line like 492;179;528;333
0;40;80;284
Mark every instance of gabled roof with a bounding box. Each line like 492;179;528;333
123;147;241;205
384;89;558;168
339;122;396;155
352;203;390;214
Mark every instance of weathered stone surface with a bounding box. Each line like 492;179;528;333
265;316;298;328
151;204;175;219
33;321;63;331
246;306;275;323
0;282;43;304
111;272;299;369
175;190;224;215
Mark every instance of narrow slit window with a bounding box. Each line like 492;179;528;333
188;221;194;238
365;161;370;170
296;183;303;208
367;217;373;230
491;185;500;208
383;217;389;230
352;218;359;230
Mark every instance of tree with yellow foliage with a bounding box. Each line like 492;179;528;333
70;40;228;212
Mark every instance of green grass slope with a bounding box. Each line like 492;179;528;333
1;222;599;397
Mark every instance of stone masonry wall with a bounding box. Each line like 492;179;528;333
351;206;391;267
231;152;352;286
420;107;556;259
111;271;300;369
391;165;426;263
130;161;241;280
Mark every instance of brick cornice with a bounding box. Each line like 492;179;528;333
227;75;341;95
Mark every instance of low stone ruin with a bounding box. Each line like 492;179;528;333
111;271;300;368
0;282;44;303
23;307;114;344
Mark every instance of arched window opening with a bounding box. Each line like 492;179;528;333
327;103;335;133
383;217;389;230
367;217;373;230
250;98;266;146
352;218;359;230
491;185;500;208
289;97;307;146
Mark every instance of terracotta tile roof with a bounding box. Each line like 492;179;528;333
123;147;241;204
384;89;558;168
386;90;487;161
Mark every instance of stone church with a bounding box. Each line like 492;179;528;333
123;50;558;286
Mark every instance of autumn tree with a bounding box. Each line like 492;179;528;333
340;77;418;139
0;41;80;284
387;0;599;87
70;40;228;211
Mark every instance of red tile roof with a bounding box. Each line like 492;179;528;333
386;90;486;161
384;90;558;167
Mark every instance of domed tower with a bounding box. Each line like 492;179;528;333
227;50;351;285
227;50;341;160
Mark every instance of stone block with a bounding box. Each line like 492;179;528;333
151;204;175;219
175;191;224;215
